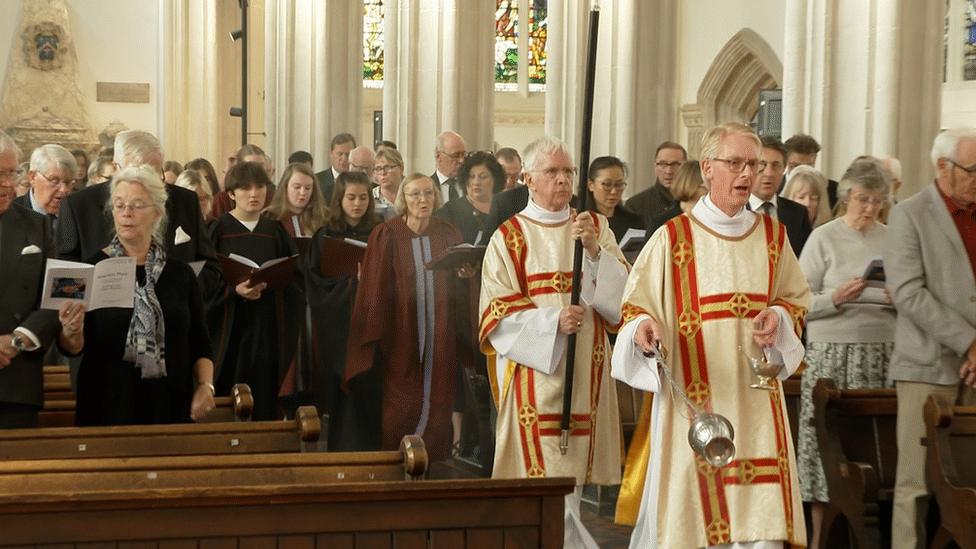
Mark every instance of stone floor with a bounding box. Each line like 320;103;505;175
580;507;633;548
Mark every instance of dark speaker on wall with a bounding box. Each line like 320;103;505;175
373;111;383;146
757;89;782;140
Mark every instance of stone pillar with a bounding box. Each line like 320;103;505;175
382;0;495;174
264;0;362;175
545;0;678;195
782;0;943;195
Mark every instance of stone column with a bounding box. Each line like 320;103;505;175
382;0;495;174
545;0;678;195
782;0;943;195
264;0;363;174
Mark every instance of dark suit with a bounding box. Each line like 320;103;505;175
316;169;336;203
432;172;464;203
57;182;217;265
11;193;29;210
625;181;675;229
0;204;60;427
484;184;580;238
755;196;812;255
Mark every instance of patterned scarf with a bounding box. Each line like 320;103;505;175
107;236;167;379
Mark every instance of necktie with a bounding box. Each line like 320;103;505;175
760;202;773;218
447;178;459;201
48;213;58;234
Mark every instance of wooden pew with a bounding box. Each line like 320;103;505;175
0;476;573;547
38;378;254;427
924;394;976;549
0;406;320;461
812;378;898;549
0;435;429;493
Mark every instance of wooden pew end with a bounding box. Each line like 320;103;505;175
232;383;254;421
400;435;428;480
295;406;321;443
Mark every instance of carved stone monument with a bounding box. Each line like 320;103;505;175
0;0;96;155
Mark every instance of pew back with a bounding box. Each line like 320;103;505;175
924;395;976;549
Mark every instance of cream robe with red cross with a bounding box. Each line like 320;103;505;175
613;209;810;549
479;210;627;486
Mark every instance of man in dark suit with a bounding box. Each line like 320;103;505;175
315;133;356;202
625;141;687;228
12;144;77;231
752;136;813;254
57;130;217;267
432;131;467;204
0;131;67;428
783;133;839;210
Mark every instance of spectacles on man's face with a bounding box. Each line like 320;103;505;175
440;150;467;161
710;157;767;174
0;168;22;182
112;200;154;213
948;159;976;176
37;171;72;188
655;161;682;170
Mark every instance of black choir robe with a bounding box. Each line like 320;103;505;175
206;213;301;421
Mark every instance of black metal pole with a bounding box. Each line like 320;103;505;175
240;0;249;147
560;3;600;455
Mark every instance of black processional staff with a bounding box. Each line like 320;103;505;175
560;2;601;456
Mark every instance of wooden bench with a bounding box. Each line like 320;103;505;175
38;378;254;427
0;476;573;547
812;377;898;549
0;435;429;494
0;406;320;461
924;394;976;549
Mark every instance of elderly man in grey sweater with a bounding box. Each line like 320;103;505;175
884;127;976;549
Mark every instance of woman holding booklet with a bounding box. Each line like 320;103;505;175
305;171;381;450
207;161;301;421
795;157;896;548
74;166;215;426
344;173;466;461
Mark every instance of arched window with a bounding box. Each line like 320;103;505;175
946;0;976;82
363;0;384;88
495;0;547;93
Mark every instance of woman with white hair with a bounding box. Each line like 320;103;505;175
74;166;216;426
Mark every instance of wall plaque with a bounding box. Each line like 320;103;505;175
96;82;150;103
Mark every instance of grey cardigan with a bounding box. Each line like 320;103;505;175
883;184;976;385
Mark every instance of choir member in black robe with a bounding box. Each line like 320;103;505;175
305;171;381;450
264;162;329;238
76;166;215;426
207;161;300;421
584;156;645;242
345;174;466;461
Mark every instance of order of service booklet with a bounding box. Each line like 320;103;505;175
40;257;137;310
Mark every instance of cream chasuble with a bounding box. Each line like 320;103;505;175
611;198;810;549
479;204;628;487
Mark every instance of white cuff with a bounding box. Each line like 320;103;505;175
610;315;662;393
13;327;41;351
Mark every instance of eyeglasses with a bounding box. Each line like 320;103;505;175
848;194;889;207
711;157;767;174
112;201;155;213
596;180;628;192
404;190;436;200
37;171;72;188
530;167;578;180
0;169;22;181
655;161;682;170
373;164;400;175
948;159;976;175
350;163;373;173
440;150;467;161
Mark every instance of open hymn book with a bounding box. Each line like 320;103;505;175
40;257;137;310
217;254;298;290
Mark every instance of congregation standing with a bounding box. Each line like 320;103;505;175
1;120;975;549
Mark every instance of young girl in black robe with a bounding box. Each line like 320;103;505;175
305;171;381;450
207;161;300;420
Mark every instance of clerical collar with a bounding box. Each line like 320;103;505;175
692;194;756;237
521;196;570;224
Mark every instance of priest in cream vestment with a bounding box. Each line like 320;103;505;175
612;123;810;549
479;137;628;548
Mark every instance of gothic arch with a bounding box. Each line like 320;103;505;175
683;28;782;157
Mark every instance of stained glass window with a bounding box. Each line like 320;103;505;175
527;0;548;92
495;0;519;91
965;0;976;80
363;0;384;88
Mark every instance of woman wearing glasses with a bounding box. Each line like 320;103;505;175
584;156;645;242
435;151;505;245
345;173;466;460
207;161;302;421
795;157;896;548
75;166;215;426
372;148;405;219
